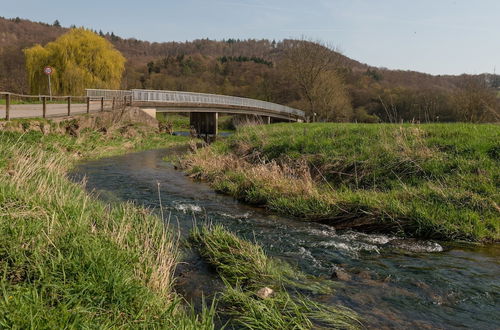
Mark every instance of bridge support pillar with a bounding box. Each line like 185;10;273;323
190;112;218;141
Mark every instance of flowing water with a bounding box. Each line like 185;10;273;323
70;148;500;329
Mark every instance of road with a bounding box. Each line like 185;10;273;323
0;101;110;119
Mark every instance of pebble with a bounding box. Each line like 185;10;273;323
256;287;274;299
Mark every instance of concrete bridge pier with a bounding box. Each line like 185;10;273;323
190;112;218;140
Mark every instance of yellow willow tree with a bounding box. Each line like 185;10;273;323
24;28;125;95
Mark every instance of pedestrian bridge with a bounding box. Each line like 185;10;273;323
86;89;305;136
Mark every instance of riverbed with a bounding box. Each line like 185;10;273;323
70;148;500;329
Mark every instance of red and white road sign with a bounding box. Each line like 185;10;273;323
43;66;54;75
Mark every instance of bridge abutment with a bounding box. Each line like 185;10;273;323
141;108;157;119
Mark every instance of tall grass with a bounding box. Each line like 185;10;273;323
0;131;215;328
182;123;500;241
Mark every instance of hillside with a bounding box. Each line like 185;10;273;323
0;16;462;93
1;16;499;122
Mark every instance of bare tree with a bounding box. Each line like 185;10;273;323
281;39;345;118
453;75;499;122
310;71;353;121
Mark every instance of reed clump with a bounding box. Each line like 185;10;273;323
191;224;361;329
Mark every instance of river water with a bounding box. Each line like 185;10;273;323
70;148;500;329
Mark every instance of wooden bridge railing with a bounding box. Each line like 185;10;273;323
0;92;132;120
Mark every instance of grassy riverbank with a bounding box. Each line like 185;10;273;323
0;119;359;328
182;123;500;241
1;123;189;160
0;125;220;327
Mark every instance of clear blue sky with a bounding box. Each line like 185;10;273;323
3;0;499;75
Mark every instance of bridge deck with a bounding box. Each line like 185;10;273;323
133;102;300;121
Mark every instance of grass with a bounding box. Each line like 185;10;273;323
0;124;221;327
182;123;500;241
191;224;361;329
192;224;278;288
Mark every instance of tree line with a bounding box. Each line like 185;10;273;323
127;39;500;123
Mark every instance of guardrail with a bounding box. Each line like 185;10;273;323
86;89;305;118
85;89;133;99
1;92;131;120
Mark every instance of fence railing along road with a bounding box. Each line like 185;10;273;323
0;92;130;120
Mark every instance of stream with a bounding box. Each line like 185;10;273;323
70;147;500;329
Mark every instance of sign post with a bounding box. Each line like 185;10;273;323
43;66;53;100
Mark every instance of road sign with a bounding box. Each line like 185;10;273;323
44;66;53;99
44;66;53;75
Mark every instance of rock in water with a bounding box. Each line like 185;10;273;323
386;239;443;253
331;268;351;281
256;287;274;299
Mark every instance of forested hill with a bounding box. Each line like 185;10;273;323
1;16;499;122
0;16;461;90
0;16;367;91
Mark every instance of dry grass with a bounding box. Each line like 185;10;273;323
183;147;319;199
